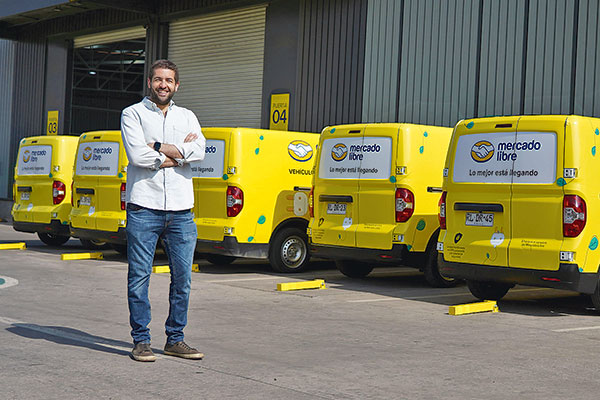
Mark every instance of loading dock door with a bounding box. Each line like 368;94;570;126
168;5;266;128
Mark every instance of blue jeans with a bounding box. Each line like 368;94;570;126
126;206;197;344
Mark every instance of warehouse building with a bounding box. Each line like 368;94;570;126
1;0;599;219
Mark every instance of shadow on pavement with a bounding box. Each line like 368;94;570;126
6;323;133;357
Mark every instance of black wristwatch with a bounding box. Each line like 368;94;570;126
153;142;162;152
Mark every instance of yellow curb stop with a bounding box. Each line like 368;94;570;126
0;242;27;250
152;265;170;273
192;264;200;273
449;300;499;316
61;252;104;261
277;279;326;291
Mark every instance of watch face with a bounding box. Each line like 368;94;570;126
154;142;161;151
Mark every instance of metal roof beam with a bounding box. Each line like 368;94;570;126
84;0;154;15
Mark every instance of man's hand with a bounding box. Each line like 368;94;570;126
160;156;178;168
184;133;198;143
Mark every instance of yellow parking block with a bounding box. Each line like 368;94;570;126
0;242;26;250
277;279;326;291
61;252;103;261
192;264;200;273
449;300;499;316
152;265;170;273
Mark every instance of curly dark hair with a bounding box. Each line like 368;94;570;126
149;59;179;82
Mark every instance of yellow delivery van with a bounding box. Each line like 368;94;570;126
438;115;600;309
69;131;128;252
12;135;79;246
193;127;319;272
308;123;456;287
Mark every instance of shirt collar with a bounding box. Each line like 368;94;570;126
142;96;175;113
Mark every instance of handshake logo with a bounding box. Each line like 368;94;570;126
470;141;495;163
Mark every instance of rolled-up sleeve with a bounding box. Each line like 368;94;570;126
121;108;166;170
173;110;206;164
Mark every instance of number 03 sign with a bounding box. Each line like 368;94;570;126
269;93;289;131
47;110;59;136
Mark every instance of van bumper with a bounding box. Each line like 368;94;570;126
70;227;127;244
439;255;598;294
13;219;70;237
310;243;410;264
196;237;269;259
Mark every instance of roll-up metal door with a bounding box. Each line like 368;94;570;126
74;26;147;48
168;5;267;128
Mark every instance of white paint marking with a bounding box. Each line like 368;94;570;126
0;276;19;289
553;326;600;333
346;287;550;303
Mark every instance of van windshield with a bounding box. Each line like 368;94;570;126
190;139;225;178
453;131;557;184
17;145;52;176
318;137;392;180
75;141;120;176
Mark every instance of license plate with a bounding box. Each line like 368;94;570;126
80;196;91;206
327;203;347;215
20;192;30;201
465;212;494;227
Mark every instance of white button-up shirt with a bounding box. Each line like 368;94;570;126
121;97;206;211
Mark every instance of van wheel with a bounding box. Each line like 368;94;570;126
110;243;128;256
590;282;600;312
80;239;109;249
269;227;310;273
336;260;373;278
37;232;70;246
467;280;512;301
423;239;458;288
205;254;236;265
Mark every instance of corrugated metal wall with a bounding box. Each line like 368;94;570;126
295;0;368;133
361;0;402;123
575;0;600;116
397;0;480;127
523;0;577;114
478;0;527;117
10;37;46;195
0;39;15;199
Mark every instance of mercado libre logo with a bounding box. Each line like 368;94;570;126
331;143;348;162
470;140;495;163
288;140;313;162
83;146;93;162
22;150;31;163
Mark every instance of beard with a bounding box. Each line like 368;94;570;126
149;87;175;106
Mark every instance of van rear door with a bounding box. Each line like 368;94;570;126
445;118;519;267
72;140;99;230
192;128;231;241
15;142;54;223
508;116;564;271
355;125;396;249
95;140;125;232
312;126;364;247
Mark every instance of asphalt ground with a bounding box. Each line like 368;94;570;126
1;222;600;399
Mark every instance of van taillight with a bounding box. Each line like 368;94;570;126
53;181;66;205
309;186;314;218
563;195;586;237
120;183;126;210
226;186;243;217
438;191;447;230
395;188;414;222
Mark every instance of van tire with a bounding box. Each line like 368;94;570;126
37;232;70;246
110;243;128;256
467;280;511;301
269;227;310;273
590;282;600;312
336;260;374;278
423;239;458;288
80;239;109;249
205;254;236;265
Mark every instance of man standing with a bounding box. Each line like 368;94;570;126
121;59;205;362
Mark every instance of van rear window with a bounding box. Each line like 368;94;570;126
318;137;392;180
75;141;120;176
453;131;557;184
17;145;52;176
191;139;225;178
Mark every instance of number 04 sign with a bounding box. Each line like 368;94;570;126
269;93;289;131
